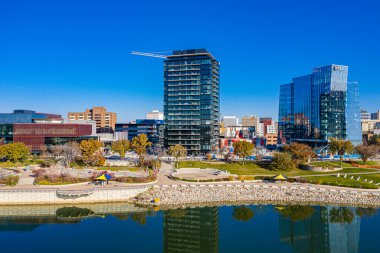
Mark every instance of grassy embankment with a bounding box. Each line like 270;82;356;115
303;174;380;189
178;160;377;176
178;160;380;189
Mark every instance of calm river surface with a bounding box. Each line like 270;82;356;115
0;203;379;253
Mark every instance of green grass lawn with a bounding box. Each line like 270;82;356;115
308;161;352;168
178;161;377;176
351;161;380;166
336;168;378;174
303;174;380;189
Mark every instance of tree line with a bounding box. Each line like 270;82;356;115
1;134;380;169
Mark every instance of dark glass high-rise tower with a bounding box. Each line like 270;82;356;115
278;64;362;146
163;207;219;253
279;206;361;253
164;49;220;155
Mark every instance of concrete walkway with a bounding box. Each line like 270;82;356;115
17;170;35;186
157;162;190;185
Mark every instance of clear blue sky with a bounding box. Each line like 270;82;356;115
1;0;379;122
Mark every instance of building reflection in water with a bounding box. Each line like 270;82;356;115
163;207;219;253
279;206;361;253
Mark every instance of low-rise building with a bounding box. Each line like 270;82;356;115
0;110;61;124
222;116;239;127
361;120;380;134
267;124;277;135
0;110;62;144
13;123;94;153
146;110;164;120
0;109;96;153
371;110;380;120
68;106;117;133
265;133;278;147
242;115;259;130
374;122;380;135
361;110;371;120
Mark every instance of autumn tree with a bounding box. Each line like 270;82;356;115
165;209;187;219
368;135;380;146
232;206;254;222
329;207;354;224
130;212;147;225
276;205;315;222
79;139;104;166
111;140;130;159
270;152;296;171
233;141;254;165
168;144;187;168
328;138;354;168
356;207;378;218
52;142;81;168
284;142;316;165
0;143;29;162
356;144;379;164
131;134;152;167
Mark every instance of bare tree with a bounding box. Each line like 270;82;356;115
52;142;81;168
168;144;187;168
356;144;380;164
39;145;49;157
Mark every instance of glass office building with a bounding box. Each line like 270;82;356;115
164;49;220;155
0;110;62;145
278;65;362;146
0;110;61;124
115;119;165;147
346;82;362;145
293;75;312;139
278;83;294;142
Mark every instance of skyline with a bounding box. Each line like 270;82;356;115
1;0;380;122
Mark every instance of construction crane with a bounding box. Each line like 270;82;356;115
131;51;171;59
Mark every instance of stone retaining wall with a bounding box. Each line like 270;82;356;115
300;164;342;172
0;187;148;205
137;184;380;207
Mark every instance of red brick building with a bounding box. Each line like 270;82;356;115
13;123;94;152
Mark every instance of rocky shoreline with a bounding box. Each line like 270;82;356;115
134;184;380;208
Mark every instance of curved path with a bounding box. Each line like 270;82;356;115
155;162;380;194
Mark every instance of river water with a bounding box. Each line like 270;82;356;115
0;203;379;253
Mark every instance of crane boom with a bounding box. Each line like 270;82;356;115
131;51;168;59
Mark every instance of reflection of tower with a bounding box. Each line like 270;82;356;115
327;206;360;253
279;206;361;253
163;207;219;253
